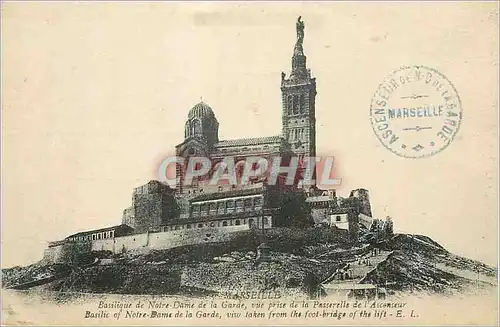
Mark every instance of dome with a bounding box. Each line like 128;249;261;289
188;101;215;120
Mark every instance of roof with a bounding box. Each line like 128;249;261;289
65;224;134;239
214;136;282;148
188;101;215;120
190;187;266;202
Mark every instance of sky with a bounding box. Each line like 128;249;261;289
2;2;498;268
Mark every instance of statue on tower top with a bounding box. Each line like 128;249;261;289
296;16;304;45
294;16;305;56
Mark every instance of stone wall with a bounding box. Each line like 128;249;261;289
115;233;149;253
123;180;179;233
91;239;115;252
122;206;134;228
42;219;272;264
43;241;92;264
148;224;248;249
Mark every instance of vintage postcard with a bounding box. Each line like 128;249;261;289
1;2;498;326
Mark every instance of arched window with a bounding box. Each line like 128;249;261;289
222;221;228;227
293;95;299;114
262;217;268;225
192;119;202;135
288;95;293;115
299;94;305;114
190;122;195;136
185;122;190;138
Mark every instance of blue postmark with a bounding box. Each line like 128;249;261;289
370;66;463;158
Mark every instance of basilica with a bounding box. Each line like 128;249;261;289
122;16;319;233
174;16;316;195
45;18;374;261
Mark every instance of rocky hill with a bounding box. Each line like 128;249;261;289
1;230;497;299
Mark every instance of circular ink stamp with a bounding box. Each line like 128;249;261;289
370;66;462;158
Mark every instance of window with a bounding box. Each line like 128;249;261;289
236;199;244;212
254;197;263;209
227;200;235;213
336;216;342;222
192;204;200;217
186;224;192;229
217;202;225;214
288;95;293;115
210;222;215;227
209;202;217;214
262;217;268;225
293;95;299;114
299;94;305;114
198;223;203;228
248;219;255;228
222;221;228;227
235;220;241;226
245;198;253;211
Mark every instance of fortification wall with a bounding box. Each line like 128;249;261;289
148;224;248;249
91;239;115;252
43;241;93;264
115;233;149;253
43;217;271;263
43;246;65;264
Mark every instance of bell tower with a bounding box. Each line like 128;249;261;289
281;16;317;160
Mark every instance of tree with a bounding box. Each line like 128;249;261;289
274;190;313;228
382;216;394;238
